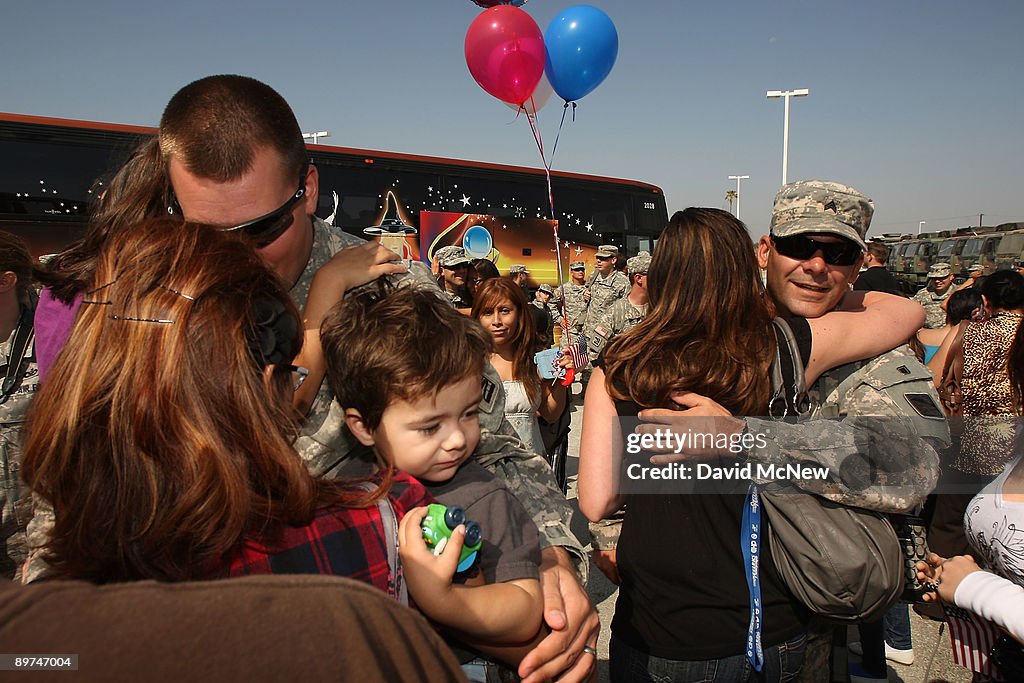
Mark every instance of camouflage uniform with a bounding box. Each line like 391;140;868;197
587;298;648;360
583;270;629;361
911;287;952;330
550;281;588;343
746;344;947;513
0;311;39;582
747;343;948;683
23;218;587;583
587;297;649;552
292;219;586;577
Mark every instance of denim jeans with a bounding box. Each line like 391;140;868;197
858;603;913;676
610;633;807;682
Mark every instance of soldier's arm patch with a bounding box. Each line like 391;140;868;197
480;376;499;415
588;323;611;354
904;392;945;419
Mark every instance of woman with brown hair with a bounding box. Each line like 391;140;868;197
472;278;566;459
21;217;428;587
578;208;925;681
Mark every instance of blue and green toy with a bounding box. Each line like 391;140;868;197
420;504;483;573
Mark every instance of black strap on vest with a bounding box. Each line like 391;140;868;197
0;305;35;403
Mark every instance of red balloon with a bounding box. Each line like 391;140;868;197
465;6;545;106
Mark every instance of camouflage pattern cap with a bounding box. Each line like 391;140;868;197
627;251;652;275
509;264;529;275
963;262;982;273
770;180;873;250
537;283;554;295
570;261;585;270
595;245;619;258
927;262;952;278
435;245;470;268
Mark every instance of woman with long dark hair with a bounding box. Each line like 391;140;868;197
472;278;565;459
578;208;925;681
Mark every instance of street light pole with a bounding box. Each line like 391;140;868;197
728;175;750;220
766;88;809;186
302;130;330;145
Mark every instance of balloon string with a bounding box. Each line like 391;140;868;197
548;101;571;170
525;105;572;345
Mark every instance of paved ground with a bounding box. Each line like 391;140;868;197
561;393;972;683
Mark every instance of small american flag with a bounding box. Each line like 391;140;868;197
563;339;589;371
944;603;1001;677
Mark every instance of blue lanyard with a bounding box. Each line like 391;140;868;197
742;482;764;672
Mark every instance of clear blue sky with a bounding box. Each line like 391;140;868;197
3;0;1021;239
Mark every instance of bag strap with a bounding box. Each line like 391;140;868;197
768;318;812;418
357;481;407;606
0;306;34;404
940;322;967;390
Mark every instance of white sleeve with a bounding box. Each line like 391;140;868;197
954;570;1024;641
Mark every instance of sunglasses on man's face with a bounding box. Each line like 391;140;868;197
771;234;862;266
169;165;309;248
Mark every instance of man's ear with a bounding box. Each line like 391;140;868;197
303;164;320;216
0;272;17;294
344;408;376;447
848;254;865;285
756;236;772;270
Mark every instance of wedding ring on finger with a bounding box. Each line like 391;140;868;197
582;646;598;658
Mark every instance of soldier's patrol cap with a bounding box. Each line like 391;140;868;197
435;245;471;268
770;180;873;250
595;245;619;259
963;262;982;273
927;262;952;279
626;251;652;275
570;261;585;270
509;264;529;275
537;284;554;295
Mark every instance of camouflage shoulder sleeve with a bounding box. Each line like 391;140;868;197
588;513;624;551
746;348;945;513
482;445;587;582
473;364;588;580
21;494;54;583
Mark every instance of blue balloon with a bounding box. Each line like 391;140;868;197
544;5;618;103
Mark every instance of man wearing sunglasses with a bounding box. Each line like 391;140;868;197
635;181;946;682
757;181;947;683
157;75;596;683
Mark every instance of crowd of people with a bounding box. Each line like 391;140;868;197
0;72;1022;683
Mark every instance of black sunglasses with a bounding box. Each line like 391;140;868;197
771;234;862;266
169;165;308;247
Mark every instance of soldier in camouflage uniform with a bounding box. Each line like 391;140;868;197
433;245;472;310
633;182;947;680
24;75;597;681
587;251;651;561
550;261;589;344
0;232;39;582
587;251;650;360
754;181;946;682
582;246;629;354
531;284;555;348
912;262;955;329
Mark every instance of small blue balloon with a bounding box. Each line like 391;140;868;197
544;5;618;103
463;225;493;258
